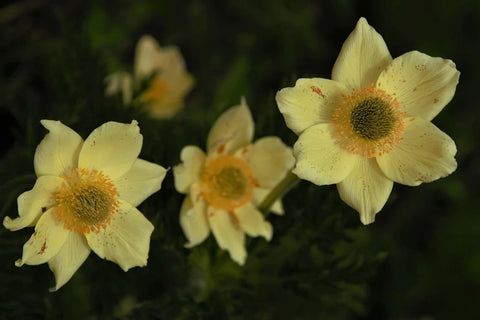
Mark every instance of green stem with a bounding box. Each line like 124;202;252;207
258;171;300;214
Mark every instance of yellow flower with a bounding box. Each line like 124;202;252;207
3;120;167;291
106;35;194;118
275;18;459;224
173;99;294;264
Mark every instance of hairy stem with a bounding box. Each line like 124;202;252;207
258;171;299;214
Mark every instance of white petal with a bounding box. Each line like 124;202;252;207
179;193;210;248
377;117;457;186
292;123;356;185
79;121;143;179
34;120;83;177
252;188;284;215
48;233;91;291
15;208;69;266
207;99;254;155
3;176;64;231
376;51;460;121
233;202;273;240
241;136;294;188
276;78;348;134
114;158;167;207
337;157;394;225
207;207;246;265
134;35;163;80
85;199;154;271
105;71;134;104
332;17;392;89
173;145;205;193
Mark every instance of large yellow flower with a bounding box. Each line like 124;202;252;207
275;18;459;224
3;120;167;291
106;35;194;118
173;99;294;264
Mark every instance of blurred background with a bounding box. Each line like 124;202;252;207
1;0;479;319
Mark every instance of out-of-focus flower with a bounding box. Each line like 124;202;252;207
173;99;294;264
276;17;459;224
4;120;167;291
106;35;194;118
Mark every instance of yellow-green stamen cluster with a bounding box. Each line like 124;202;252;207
55;168;119;234
333;85;405;158
201;154;256;211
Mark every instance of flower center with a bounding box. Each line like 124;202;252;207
201;155;256;211
55;168;119;234
333;85;405;158
142;76;168;102
350;97;395;140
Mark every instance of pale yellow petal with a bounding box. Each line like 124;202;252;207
134;35;163;80
376;117;457;186
207;99;254;155
233;202;272;241
179;194;210;248
252;188;284;215
292;123;356;185
337;157;393;225
376;51;460;121
48;232;91;291
275;78;348;134
173;145;206;193
241;136;294;188
147;100;184;119
114;158;167;207
79;121;142;179
146;76;194;119
3;176;64;231
105;71;134;104
137;45;194;119
332;17;392;89
207;207;246;265
85;199;154;271
34;120;83;177
158;47;190;78
15;208;69;266
186;182;209;244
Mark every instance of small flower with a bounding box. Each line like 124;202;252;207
173;99;294;265
276;17;459;224
3;120;167;291
106;35;194;118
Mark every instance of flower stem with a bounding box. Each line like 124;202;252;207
258;171;300;214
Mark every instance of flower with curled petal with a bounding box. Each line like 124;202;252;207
106;35;194;118
276;17;459;224
3;120;167;291
173;99;294;265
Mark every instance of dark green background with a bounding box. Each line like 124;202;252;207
1;0;479;319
